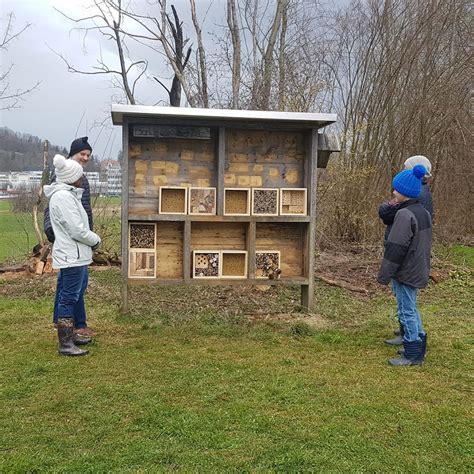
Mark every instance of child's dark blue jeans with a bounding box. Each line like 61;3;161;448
53;265;89;328
391;279;425;343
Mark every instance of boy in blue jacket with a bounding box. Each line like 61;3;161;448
379;155;433;345
378;165;432;366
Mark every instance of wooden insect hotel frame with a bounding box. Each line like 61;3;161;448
112;105;338;313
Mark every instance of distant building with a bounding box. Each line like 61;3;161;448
0;173;10;197
84;172;102;195
8;171;43;192
106;163;122;196
0;166;120;198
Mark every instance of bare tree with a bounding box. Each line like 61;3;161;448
113;1;197;106
319;0;472;241
211;0;328;111
32;141;49;247
154;5;192;106
259;0;286;109
53;0;147;104
190;0;209;107
227;0;241;109
277;3;288;111
0;12;40;110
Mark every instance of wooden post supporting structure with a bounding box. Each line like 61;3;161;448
121;122;130;314
216;127;225;216
183;220;191;282
301;128;318;312
247;221;256;279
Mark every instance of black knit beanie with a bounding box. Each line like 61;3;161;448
68;136;92;157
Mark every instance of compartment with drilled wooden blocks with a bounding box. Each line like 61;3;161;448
221;251;248;278
280;188;307;216
159;186;188;214
251;188;279;216
224;188;251;216
192;251;220;278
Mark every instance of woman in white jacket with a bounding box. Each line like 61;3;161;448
44;154;101;356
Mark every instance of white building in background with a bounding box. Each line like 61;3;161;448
84;172;102;195
106;163;122;196
8;171;43;192
0;167;120;197
0;173;10;197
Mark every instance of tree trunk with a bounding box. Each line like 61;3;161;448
190;0;209;107
260;0;286;110
227;0;241;109
277;2;288;111
32;140;48;247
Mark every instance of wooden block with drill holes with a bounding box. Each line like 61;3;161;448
221;250;248;279
223;188;251;216
279;188;307;216
192;250;221;279
159;186;188;214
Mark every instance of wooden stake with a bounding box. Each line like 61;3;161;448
32;140;49;247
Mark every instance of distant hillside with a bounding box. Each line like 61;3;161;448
0;127;100;172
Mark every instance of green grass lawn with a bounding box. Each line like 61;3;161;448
0;248;472;471
0;200;38;264
0;198;121;264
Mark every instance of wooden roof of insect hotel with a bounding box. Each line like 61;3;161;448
111;105;337;129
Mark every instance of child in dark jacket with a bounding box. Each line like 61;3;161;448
379;155;433;240
378;164;432;366
379;155;434;345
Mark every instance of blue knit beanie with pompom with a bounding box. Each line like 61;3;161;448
392;164;427;199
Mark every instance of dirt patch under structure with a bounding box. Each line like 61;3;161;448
315;243;382;294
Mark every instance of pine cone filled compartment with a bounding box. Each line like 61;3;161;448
255;251;281;279
192;251;221;278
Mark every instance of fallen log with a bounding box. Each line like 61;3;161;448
0;264;27;274
315;274;369;294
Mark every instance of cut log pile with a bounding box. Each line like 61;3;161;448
34;243;53;275
0;245;122;276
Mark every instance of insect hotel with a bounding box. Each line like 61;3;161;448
112;105;338;312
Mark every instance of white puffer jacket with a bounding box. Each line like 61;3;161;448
43;182;100;269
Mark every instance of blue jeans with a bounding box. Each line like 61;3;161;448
53;266;89;328
391;279;425;343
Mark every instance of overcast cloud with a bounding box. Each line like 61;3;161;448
0;0;222;160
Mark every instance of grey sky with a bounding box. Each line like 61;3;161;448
0;0;221;160
0;0;340;160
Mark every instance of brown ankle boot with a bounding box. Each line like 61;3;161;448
58;318;88;356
